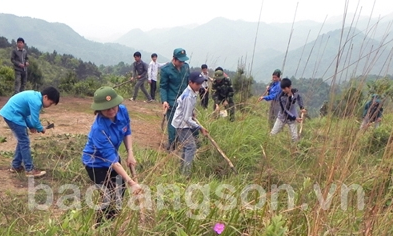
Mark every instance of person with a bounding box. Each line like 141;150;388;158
199;64;212;109
319;101;328;117
160;48;190;150
270;78;306;142
360;94;383;129
11;37;29;95
212;69;235;122
172;72;209;176
258;69;282;129
148;53;166;101
129;52;153;102
215;66;229;78
0;87;60;177
82;86;141;225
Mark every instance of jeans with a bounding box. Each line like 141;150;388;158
14;70;27;94
177;128;197;175
4;118;34;171
150;80;157;100
270;118;299;142
133;77;152;101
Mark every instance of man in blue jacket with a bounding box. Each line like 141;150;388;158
258;69;282;128
0;87;60;177
360;94;383;129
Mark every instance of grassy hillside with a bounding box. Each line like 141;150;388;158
0;94;392;235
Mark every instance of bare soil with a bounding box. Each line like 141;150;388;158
0;96;166;197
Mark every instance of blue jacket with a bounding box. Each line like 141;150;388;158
263;81;281;101
363;100;383;121
0;90;44;132
82;105;131;168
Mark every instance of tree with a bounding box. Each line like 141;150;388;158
232;66;253;111
0;37;12;48
0;65;15;95
27;59;44;90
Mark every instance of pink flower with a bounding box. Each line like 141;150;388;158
214;223;225;234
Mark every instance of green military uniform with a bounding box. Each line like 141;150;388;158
212;70;235;121
160;48;190;148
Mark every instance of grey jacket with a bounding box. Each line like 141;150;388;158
277;89;304;122
132;60;148;79
11;48;28;72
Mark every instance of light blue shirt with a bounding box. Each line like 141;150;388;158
82;105;132;168
171;86;200;129
0;90;44;132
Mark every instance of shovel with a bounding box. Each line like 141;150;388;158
39;121;55;133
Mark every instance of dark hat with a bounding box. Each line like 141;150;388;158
17;37;24;43
215;67;223;71
201;64;208;69
91;86;124;111
214;70;225;80
173;48;189;62
189;71;205;84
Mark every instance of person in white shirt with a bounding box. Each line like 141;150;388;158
172;71;208;176
148;53;166;100
199;64;212;109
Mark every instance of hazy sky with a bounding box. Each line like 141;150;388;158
1;0;392;41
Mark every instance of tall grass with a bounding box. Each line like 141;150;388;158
1;95;392;235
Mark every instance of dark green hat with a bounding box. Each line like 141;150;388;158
272;69;281;77
173;48;189;62
214;70;225;80
91;86;123;111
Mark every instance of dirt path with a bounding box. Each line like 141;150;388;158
0;96;166;196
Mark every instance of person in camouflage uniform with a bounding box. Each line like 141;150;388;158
212;69;235;121
319;101;328;117
360;94;383;130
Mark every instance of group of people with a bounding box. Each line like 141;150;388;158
3;39;385;227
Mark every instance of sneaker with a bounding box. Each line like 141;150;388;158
25;169;46;177
144;99;153;103
129;98;134;101
9;166;25;173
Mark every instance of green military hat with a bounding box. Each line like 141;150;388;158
173;48;189;62
272;69;281;77
214;70;225;80
91;86;124;111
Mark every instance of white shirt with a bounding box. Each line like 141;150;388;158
201;72;209;89
171;86;200;129
148;60;166;81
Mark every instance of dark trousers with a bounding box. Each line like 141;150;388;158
150;80;157;100
85;164;126;221
199;87;209;109
14;70;27;95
